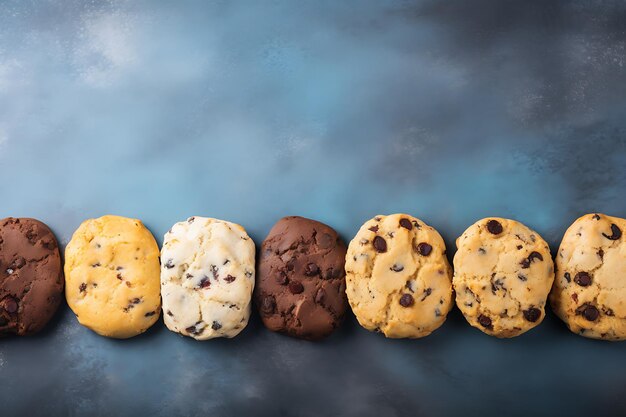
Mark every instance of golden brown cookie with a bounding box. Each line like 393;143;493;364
453;218;554;338
550;213;626;340
345;214;453;338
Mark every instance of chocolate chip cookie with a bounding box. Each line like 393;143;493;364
550;213;626;340
161;217;255;340
0;218;63;336
453;218;554;338
65;215;161;338
254;216;348;340
345;214;453;338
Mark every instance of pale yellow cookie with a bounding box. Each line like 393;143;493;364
161;216;255;340
550;213;626;340
345;214;453;338
65;215;161;338
453;218;554;338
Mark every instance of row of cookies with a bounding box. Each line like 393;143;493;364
0;213;623;341
348;213;625;340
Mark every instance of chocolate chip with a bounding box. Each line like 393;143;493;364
314;288;325;305
275;271;288;285
325;267;342;279
399;218;413;230
167;310;174;317
211;321;222;330
592;214;601;220
478;248;486;254
261;296;276;314
602;223;622;240
478;314;492;329
518;274;527;282
116;273;123;280
564;272;571;283
188;216;195;223
131;298;141;304
523;308;541;322
578;304;599;321
79;283;87;293
516;245;523;250
91;262;101;268
399;293;414;307
390;264;404;272
421;288;432;301
368;225;379;233
11;257;25;270
145;311;156;317
416;242;432;256
598;249;604;260
491;278;505;294
211;265;219;279
574;271;592;287
164;259;175;269
116;266;124;271
486;220;503;235
373;236;387;253
199;276;210;288
224;275;236;283
186;325;202;335
521;251;544;269
3;297;18;314
304;263;319;276
288;281;304;294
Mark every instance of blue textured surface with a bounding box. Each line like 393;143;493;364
1;1;626;416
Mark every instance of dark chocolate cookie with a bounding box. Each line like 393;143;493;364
255;216;348;340
0;218;64;336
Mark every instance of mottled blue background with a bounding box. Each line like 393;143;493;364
1;0;625;416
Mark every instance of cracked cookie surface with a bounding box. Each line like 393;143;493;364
65;215;161;338
453;217;554;338
161;217;255;340
254;216;348;340
345;214;453;338
0;217;63;336
550;213;626;340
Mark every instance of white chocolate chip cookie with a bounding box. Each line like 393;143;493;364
453;218;554;338
550;213;626;340
345;214;453;338
161;217;255;340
